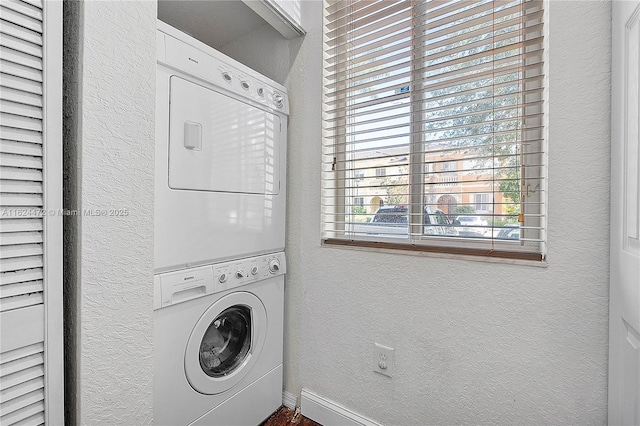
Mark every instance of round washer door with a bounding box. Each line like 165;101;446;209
185;292;267;395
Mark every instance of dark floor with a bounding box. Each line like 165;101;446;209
262;406;322;426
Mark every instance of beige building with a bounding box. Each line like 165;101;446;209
349;146;512;221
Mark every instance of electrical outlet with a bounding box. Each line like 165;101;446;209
374;343;394;378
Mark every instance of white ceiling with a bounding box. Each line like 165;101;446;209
157;1;269;50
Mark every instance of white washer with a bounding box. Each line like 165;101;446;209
154;21;288;425
155;21;289;274
154;252;285;425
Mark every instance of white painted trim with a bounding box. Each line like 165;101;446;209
42;0;64;424
241;0;306;39
300;389;382;426
282;390;297;409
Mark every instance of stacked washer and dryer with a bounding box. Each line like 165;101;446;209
154;21;289;425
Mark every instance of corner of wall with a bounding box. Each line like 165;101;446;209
62;1;82;422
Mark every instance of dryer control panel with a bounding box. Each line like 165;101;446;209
157;25;289;114
154;252;286;310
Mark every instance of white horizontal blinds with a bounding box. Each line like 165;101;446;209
415;0;545;254
322;0;546;259
323;0;414;238
0;0;47;424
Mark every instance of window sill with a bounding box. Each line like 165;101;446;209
322;239;548;268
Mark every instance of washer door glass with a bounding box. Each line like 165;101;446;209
185;291;267;395
199;306;251;377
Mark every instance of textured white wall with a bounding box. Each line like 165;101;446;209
64;2;156;423
284;1;611;424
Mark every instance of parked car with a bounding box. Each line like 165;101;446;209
455;215;488;237
496;223;520;240
348;205;458;237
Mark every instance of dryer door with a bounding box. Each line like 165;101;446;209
169;76;281;195
185;292;267;395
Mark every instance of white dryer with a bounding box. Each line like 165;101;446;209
154;252;285;425
155;21;289;273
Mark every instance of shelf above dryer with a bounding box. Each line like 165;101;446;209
241;0;306;39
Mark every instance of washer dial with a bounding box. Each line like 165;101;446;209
268;258;280;273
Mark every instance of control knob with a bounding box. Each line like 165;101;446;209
272;93;284;108
268;258;280;274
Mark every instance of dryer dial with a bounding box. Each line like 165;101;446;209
272;93;284;108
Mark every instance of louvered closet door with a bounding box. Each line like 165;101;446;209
0;0;63;425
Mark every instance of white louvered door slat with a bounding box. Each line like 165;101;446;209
0;153;42;168
0;0;43;21
0;85;42;106
1;280;43;298
0;0;62;424
0;115;43;133
1;389;45;420
0;401;45;425
0;19;43;46
1;60;43;83
0;256;43;274
0;219;43;233
0;46;42;70
0;354;44;378
0;74;45;95
0;231;43;245
0;102;43;120
0;181;43;194
0;127;42;144
0;167;43;182
0;6;43;34
0;193;43;207
0;377;44;404
18;0;43;11
0;32;42;58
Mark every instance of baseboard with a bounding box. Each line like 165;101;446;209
282;390;297;409
300;389;382;426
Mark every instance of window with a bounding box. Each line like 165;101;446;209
441;161;456;172
322;0;546;261
474;193;493;212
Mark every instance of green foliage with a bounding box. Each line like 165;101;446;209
352;205;367;215
453;205;475;214
499;168;521;205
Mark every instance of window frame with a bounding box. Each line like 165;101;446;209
322;0;547;262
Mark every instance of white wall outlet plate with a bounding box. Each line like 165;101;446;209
374;343;394;378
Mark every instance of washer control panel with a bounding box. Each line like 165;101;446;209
154;252;286;310
213;252;286;293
